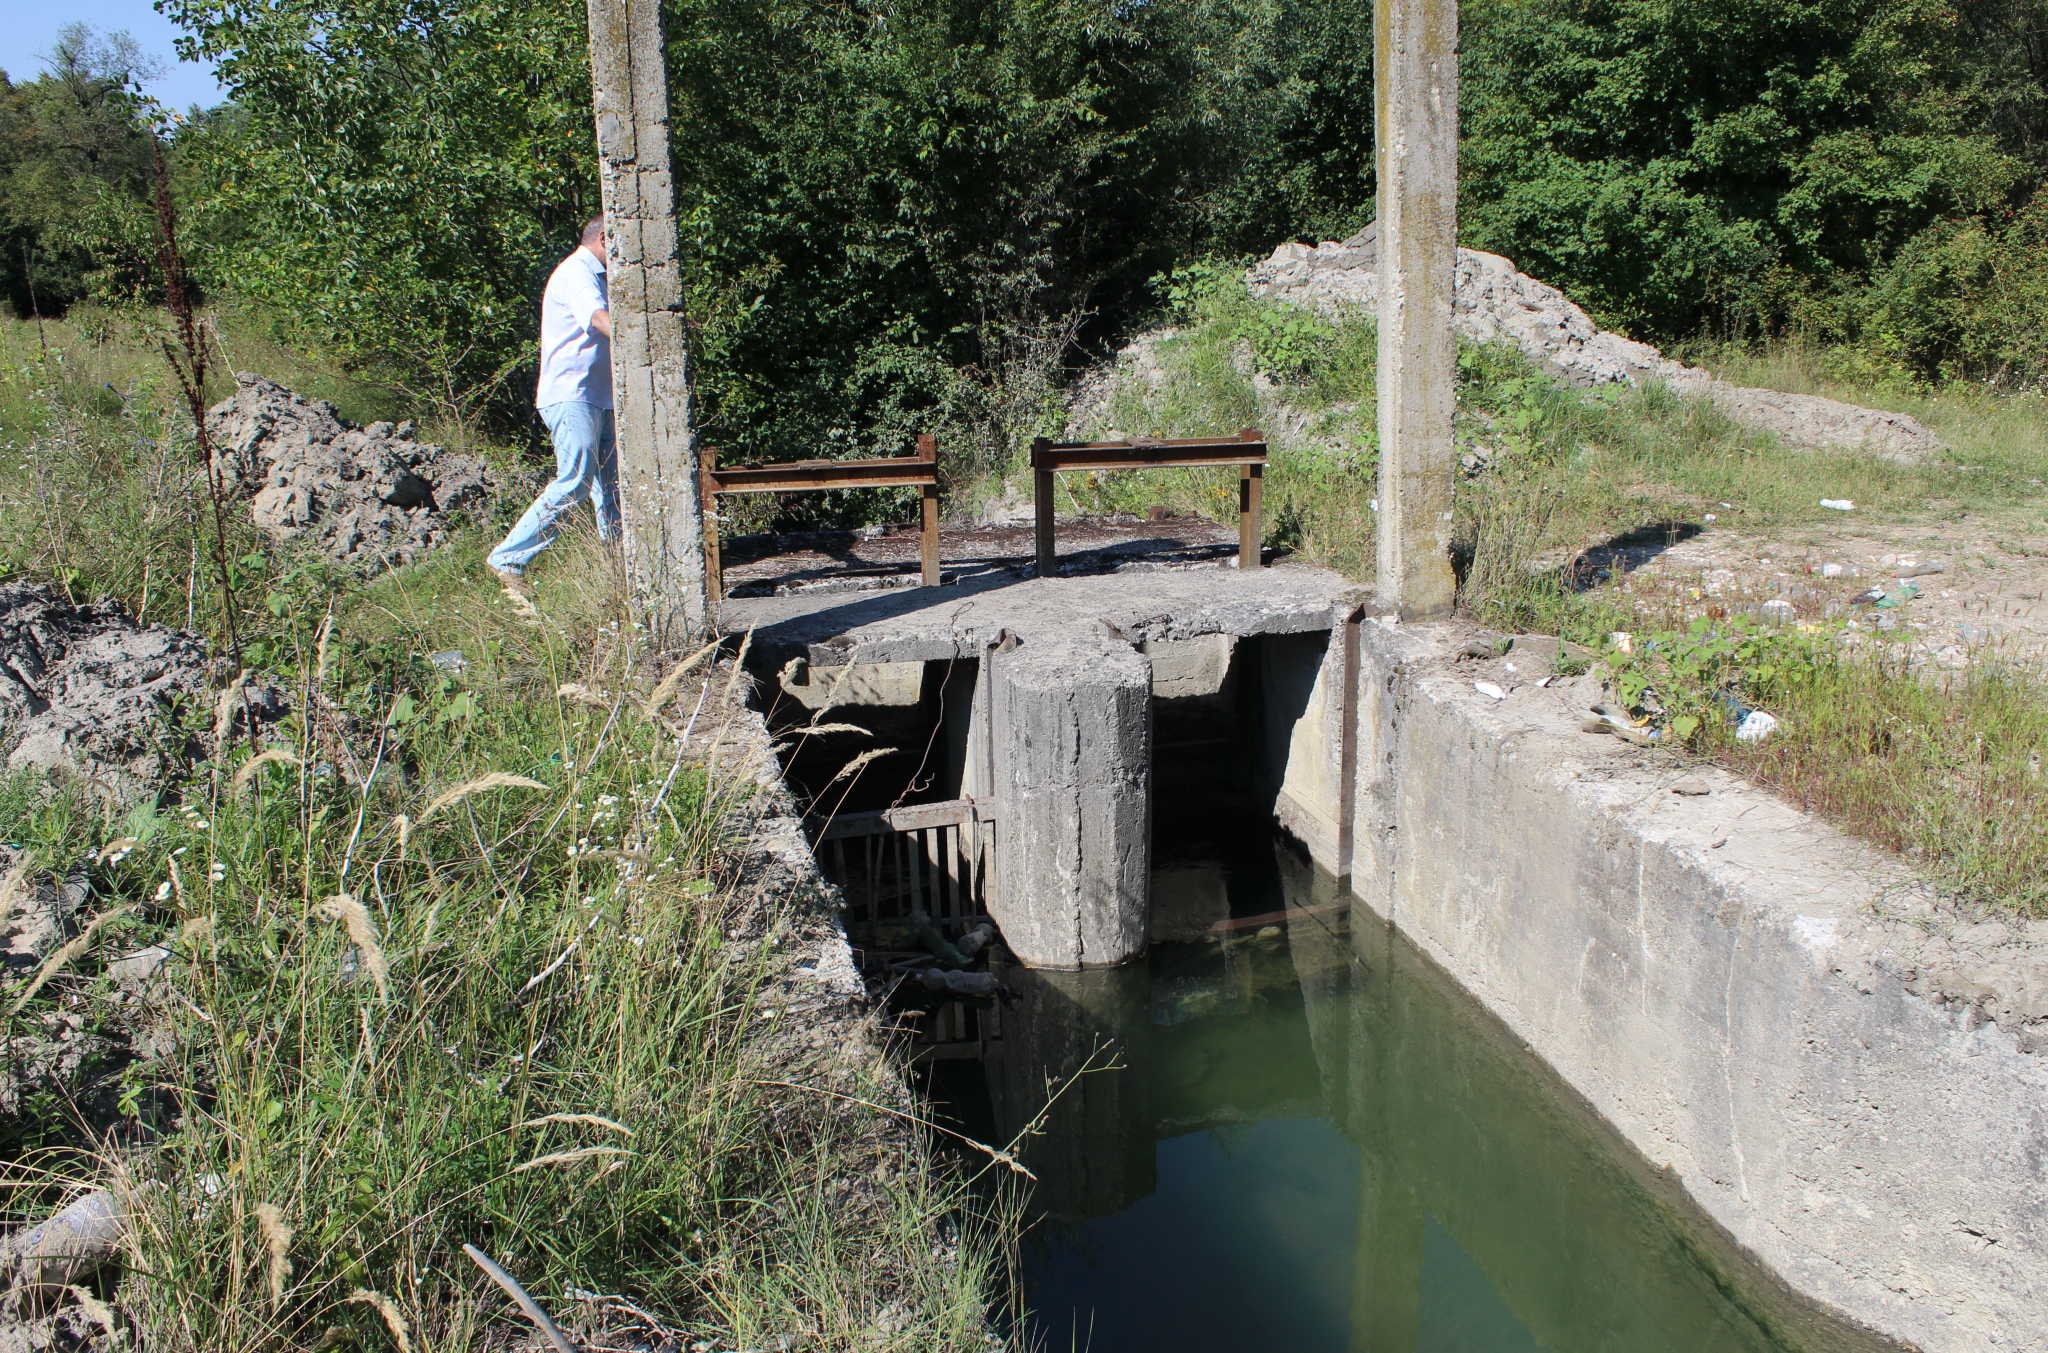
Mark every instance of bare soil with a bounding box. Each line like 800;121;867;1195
1565;515;2048;669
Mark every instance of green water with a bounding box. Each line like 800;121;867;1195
964;839;1894;1353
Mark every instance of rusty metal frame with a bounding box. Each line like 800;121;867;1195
1028;428;1268;575
699;433;940;600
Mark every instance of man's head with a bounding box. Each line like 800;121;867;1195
580;215;605;259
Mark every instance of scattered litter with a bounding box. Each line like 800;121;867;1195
1820;498;1855;511
1819;562;1858;579
1895;560;1945;578
1580;718;1657;747
1473;681;1507;700
1534;675;1552;687
430;650;467;672
1711;837;1728;849
1703;513;1717;522
1873;584;1920;610
1608;631;1634;654
1369;497;1379;512
1670;777;1711;796
1850;584;1887;606
1735;711;1779;742
1760;598;1795;623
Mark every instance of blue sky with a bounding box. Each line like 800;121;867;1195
1;0;226;112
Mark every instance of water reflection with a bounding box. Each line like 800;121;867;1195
991;838;1891;1353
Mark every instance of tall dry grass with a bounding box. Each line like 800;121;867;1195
1;328;1015;1348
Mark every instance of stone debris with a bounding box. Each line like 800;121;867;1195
205;373;496;573
0;583;280;799
1244;222;1947;463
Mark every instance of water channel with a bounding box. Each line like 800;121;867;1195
932;822;1896;1353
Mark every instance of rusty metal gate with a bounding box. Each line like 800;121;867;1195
814;797;1002;1061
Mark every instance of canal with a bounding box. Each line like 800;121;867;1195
934;827;1896;1353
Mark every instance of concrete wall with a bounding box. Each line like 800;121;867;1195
1268;618;2048;1353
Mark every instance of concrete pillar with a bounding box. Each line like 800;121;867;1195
587;0;708;641
1374;0;1460;619
990;635;1151;968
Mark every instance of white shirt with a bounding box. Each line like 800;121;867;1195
535;246;612;408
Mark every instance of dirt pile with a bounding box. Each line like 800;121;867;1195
1246;223;1947;463
206;373;496;572
0;583;282;799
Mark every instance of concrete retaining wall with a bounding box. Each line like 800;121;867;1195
1273;617;2048;1353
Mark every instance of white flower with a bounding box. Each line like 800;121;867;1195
154;881;172;901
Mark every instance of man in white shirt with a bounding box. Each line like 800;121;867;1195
489;215;617;591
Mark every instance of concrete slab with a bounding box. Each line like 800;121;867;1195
723;560;1357;667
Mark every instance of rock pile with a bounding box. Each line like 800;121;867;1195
205;373;496;572
1246;222;1946;463
0;583;280;799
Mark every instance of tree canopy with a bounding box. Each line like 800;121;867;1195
10;0;2043;449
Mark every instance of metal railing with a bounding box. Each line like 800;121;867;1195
1029;427;1269;574
699;433;940;599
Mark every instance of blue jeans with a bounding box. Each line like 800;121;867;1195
488;402;619;574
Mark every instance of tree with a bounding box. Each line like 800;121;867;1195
0;24;166;316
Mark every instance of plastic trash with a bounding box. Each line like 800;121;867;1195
1873;583;1920;609
1820;499;1855;511
1717;691;1755;724
430;650;467;671
1473;681;1507;700
1895;561;1945;578
1608;631;1634;654
1735;711;1779;742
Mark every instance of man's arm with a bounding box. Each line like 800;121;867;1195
590;308;612;340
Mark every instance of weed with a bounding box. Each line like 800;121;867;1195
1;320;1014;1348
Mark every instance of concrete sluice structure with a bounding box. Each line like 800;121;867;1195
727;564;2048;1353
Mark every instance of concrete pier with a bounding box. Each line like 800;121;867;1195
990;634;1151;968
730;565;1354;969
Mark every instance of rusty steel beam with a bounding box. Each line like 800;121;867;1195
704;459;939;494
699;441;944;601
1030;427;1268;573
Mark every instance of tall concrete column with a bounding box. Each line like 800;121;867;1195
1374;0;1460;619
990;635;1151;968
587;0;708;641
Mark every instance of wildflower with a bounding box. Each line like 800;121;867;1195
155;881;172;901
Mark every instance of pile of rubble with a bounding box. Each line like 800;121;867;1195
1245;222;1946;463
0;582;282;801
206;373;496;573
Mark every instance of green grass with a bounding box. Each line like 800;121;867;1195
1;320;1014;1350
1064;281;2048;916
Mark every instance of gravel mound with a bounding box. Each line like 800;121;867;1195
0;583;280;799
1246;223;1946;463
206;373;496;572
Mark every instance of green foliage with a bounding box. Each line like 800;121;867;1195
0;25;169;318
1859;186;2048;387
1457;0;2048;379
1601;616;1838;733
164;0;601;434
